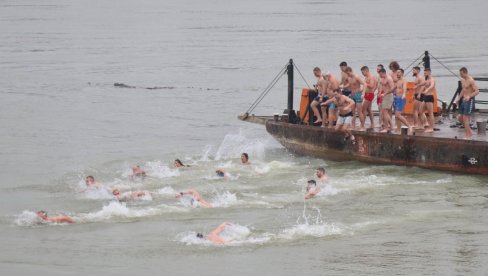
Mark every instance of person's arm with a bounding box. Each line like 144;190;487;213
366;76;375;90
321;97;335;106
345;96;355;110
385;78;395;94
401;80;407;99
470;79;479;98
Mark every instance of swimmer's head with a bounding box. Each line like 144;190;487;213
240;153;249;164
174;159;184;168
85;175;95;185
37;210;48;219
196;233;204;239
216;170;225;177
315;167;325;178
306;180;317;192
112;189;120;196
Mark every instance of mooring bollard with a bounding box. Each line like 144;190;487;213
282;114;289;123
476;120;487;134
274;113;279;122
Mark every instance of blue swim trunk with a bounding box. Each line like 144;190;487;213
352;91;363;103
393;96;406;112
341;89;352;97
329;103;336;109
459;98;475;115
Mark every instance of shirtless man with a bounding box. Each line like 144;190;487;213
322;89;356;141
36;210;75;224
176;189;212;208
412;66;427;129
240;153;250;165
339;62;352;97
304;180;321;199
457;67;480;138
423;68;436;133
376;64;385;128
315;167;329;182
310;67;328;124
196;222;233;245
112;189;150;202
321;72;340;127
344;67;365;130
378;68;395;133
361;66;377;129
393;69;412;134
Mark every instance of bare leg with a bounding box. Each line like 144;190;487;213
357;102;365;130
380;108;392;133
320;105;328;127
328;108;336;128
395;112;412;134
351;103;357;129
310;100;322;123
413;101;420;127
425;103;434;132
362;100;374;129
462;115;473;138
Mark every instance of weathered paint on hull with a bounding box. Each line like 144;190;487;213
266;121;488;174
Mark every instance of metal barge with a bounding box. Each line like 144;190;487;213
239;52;488;174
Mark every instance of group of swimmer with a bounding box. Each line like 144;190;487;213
310;62;479;139
35;153;330;245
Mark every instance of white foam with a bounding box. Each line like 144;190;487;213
253;160;293;174
158;186;176;195
177;223;268;246
144;161;180;178
81;186;114;200
279;222;344;239
211;191;237;207
14;210;43;226
79;201;186;222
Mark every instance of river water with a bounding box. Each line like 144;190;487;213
1;0;488;275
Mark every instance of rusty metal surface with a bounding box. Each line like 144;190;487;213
264;117;488;174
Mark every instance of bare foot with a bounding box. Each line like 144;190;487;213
359;127;366;131
314;119;322;124
380;129;388;133
424;128;434;133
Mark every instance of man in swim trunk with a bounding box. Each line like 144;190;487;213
344;67;365;130
176;189;213;208
457;67;480;138
321;72;340;127
412;66;427;129
376;64;385;128
393;69;412;134
378;68;395;133
422;68;436;133
315;167;329;182
361;66;377;130
322;89;356;142
310;67;328;124
339;61;352;97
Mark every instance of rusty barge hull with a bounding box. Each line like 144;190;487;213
266;120;488;174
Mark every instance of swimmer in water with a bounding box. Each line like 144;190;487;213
176;189;212;208
174;159;189;168
79;175;104;192
304;180;321;199
112;189;149;201
215;169;226;177
36;210;75;224
131;165;146;179
240;153;250;165
196;222;233;244
315;167;329;182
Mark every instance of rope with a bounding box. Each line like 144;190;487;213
245;63;288;114
429;53;460;79
403;52;424;71
404;60;423;76
293;62;312;88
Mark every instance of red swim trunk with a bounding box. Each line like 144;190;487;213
377;91;383;105
364;92;374;102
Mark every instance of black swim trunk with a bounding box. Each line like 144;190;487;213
415;93;424;102
339;111;353;118
341;89;352;97
423;95;434;103
314;95;328;102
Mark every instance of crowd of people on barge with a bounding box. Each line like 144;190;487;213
310;62;480;139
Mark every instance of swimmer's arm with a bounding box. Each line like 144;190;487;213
425;78;435;93
344;96;355;110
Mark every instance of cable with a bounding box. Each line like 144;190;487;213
245;63;288;114
403;52;424;71
293;62;311;88
429;53;460;79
